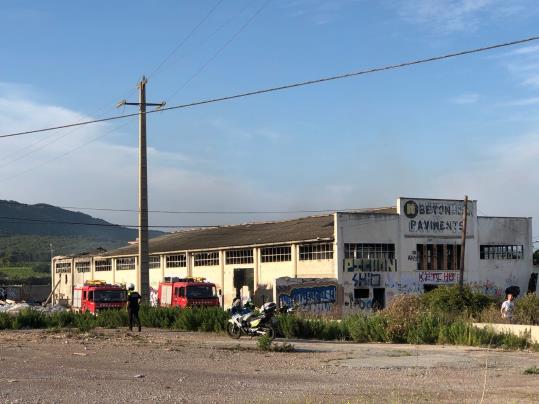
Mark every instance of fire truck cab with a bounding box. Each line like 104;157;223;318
73;281;127;314
157;277;219;308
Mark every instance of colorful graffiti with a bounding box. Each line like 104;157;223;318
469;280;504;298
352;272;381;287
275;277;340;314
417;271;460;284
344;258;397;273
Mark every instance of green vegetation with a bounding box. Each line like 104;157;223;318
0;265;50;285
524;366;539;375
1;286;538;352
0;306;228;333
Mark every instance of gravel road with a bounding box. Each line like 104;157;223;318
1;329;539;403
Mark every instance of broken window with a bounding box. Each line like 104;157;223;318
226;249;254;265
149;256;161;269
480;245;523;260
55;261;72;273
344;244;395;260
75;261;91;273
261;246;291;263
416;244;461;271
166;254;187;268
299;243;334;260
116;257;136;271
193;251;219;267
94;259;112;272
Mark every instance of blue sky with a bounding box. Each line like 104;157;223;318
1;0;539;238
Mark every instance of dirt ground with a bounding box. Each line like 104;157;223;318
1;329;539;403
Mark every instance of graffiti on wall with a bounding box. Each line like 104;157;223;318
352;272;381;287
469;280;503;298
344;258;397;273
275;277;340;314
417;271;461;284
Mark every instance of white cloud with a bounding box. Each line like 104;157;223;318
393;0;534;33
0;86;286;228
450;93;480;104
497;44;539;89
499;97;539;107
280;0;361;25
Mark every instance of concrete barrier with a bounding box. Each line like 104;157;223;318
473;323;539;344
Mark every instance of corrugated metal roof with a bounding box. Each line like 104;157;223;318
101;208;398;257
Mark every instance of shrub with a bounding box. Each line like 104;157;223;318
422;285;495;320
514;294;539;325
382;294;423;342
173;307;228;332
0;313;12;329
346;314;386;343
406;314;442;344
257;334;272;351
524;366;539;375
12;309;47;329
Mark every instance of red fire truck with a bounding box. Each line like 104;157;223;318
73;281;127;314
157;277;219;308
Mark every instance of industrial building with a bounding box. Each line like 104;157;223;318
51;197;535;313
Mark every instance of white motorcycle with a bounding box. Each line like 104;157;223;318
227;302;277;340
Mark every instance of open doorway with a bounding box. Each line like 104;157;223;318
233;268;254;301
372;288;385;310
423;284;438;293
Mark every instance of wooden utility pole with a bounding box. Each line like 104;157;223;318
117;77;164;301
459;195;469;290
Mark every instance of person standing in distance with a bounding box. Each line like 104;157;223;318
500;293;515;323
127;283;142;332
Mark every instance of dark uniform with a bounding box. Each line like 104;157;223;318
127;290;141;332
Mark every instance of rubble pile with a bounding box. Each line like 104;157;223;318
0;300;67;315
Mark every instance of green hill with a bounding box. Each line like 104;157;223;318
0;200;165;283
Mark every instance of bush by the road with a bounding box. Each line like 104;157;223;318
0;306;228;333
514;294;539;325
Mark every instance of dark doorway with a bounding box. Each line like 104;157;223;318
528;273;538;294
423;284;438;293
372;288;385;310
233;268;254;299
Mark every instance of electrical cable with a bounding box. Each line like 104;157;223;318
165;0;270;101
147;0;225;80
2;35;538;140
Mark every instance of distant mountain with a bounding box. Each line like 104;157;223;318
0;200;164;264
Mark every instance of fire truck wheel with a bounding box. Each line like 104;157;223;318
226;323;241;339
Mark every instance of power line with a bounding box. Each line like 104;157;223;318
0;119;135;184
0;215;214;229
165;0;270;101
146;0;225;80
2;34;538;140
0;199;394;215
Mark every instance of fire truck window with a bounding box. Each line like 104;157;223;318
83;291;87;300
88;291;94;301
179;287;185;298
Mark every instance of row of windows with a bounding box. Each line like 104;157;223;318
94;259;112;272
150;256;161;269
226;249;253;265
55;262;71;273
261;246;291;263
416;244;461;271
299;243;334;260
116;257;136;271
345;244;396;260
75;261;91;273
194;251;220;266
480;245;524;260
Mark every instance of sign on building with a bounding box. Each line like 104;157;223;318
399;198;474;237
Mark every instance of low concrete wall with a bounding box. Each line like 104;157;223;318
473;323;539;344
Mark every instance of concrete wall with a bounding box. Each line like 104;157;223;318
473;323;539;343
475;217;533;298
336;212;400;312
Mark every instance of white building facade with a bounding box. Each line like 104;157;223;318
51;197;534;312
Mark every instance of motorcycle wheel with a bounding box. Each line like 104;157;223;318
226;322;242;339
262;325;275;341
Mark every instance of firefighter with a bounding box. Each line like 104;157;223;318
126;283;141;332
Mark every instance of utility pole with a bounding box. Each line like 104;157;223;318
459;195;469;291
117;76;165;301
